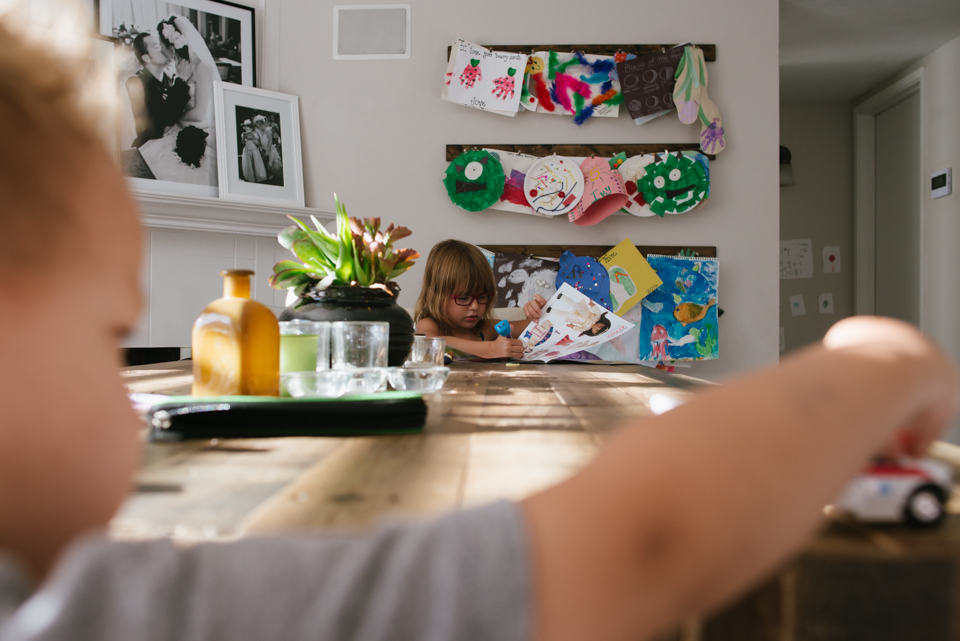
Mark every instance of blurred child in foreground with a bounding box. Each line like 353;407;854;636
1;4;958;640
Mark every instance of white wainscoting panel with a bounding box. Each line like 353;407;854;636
126;228;293;348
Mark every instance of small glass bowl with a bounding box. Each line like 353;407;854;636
281;370;353;399
387;366;450;393
340;367;389;395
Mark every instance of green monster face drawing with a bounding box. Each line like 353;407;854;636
636;152;708;216
443;149;505;212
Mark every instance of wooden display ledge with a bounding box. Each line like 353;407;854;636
446;44;716;61
447;144;715;162
479;244;717;260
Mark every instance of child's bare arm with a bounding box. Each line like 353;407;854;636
522;316;960;641
416;318;523;359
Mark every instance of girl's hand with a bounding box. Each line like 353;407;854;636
523;294;547;321
486;336;525;360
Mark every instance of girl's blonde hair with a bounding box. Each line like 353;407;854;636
414;240;496;335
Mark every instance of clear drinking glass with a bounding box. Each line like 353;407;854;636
331;321;389;369
406;335;446;367
279;321;330;373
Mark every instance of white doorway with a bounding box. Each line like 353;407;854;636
854;69;925;328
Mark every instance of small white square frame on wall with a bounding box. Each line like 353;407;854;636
214;81;305;208
333;4;411;60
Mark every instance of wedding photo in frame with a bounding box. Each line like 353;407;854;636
98;0;256;197
214;82;304;208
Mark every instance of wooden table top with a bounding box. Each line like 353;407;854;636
115;361;703;540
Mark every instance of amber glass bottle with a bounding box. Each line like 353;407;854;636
192;269;280;396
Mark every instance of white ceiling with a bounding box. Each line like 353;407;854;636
780;0;960;102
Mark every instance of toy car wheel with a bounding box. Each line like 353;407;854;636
904;485;945;526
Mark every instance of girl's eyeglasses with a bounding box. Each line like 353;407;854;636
450;293;492;306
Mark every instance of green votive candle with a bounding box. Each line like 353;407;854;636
279;321;330;372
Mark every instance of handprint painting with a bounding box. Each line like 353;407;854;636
639;255;719;361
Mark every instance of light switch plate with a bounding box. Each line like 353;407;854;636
932;168;952;199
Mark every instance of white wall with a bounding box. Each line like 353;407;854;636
272;0;780;381
857;34;960;440
779;102;854;353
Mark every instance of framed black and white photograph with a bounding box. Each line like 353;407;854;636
99;0;255;197
215;82;304;207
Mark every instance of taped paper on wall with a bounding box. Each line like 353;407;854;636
780;239;813;279
822;246;841;274
789;294;806;316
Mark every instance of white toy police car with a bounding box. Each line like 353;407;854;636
835;458;953;526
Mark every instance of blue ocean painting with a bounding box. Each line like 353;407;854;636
639;256;719;361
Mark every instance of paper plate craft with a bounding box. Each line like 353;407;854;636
639;255;718;361
530;51;622;125
618;154;657;216
485;149;545;217
555;250;612;310
524;155;584;216
636;152;708;216
443;150;505;212
568;157;629;226
494;252;560;308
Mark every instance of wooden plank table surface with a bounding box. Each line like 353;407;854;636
116;361;702;540
116;361;960;640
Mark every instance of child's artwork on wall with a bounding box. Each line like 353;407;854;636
639;255;719;361
597;240;663;315
493;252;560;308
485;149;543;216
618;154;657;216
442;40;528;117
617;47;684;121
519;284;635;362
524;155;584;216
568;157;629;226
443;149;505;211
529;51;622;125
637;152;708;216
555;250;611;310
780;239;813;279
673;46;725;154
617;151;710;217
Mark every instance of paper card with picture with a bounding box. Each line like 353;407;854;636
443;40;527;116
103;0;255;197
518;284;635;362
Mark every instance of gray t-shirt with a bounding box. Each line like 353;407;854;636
0;501;530;641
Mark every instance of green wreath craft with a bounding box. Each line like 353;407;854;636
444;150;505;212
636;152;708;216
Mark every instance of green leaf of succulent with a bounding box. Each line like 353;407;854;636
291;238;325;265
278;225;308;250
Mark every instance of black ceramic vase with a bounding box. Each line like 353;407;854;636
279;284;414;367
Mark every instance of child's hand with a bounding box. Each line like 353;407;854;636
523;294;547;321
487;336;525;360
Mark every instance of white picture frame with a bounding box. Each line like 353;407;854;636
214;81;304;207
333;4;411;60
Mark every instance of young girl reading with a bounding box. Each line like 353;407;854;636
414;240;529;360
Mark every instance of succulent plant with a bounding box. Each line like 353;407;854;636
269;194;419;298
